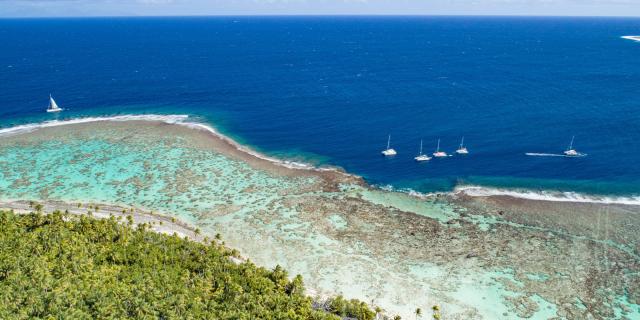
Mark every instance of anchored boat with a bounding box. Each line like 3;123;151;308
381;135;397;156
456;137;469;155
433;139;448;157
414;139;432;162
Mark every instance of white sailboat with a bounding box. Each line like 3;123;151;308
564;136;579;156
46;94;63;113
433;139;448;157
381;135;397;156
414;139;432;162
456;137;469;154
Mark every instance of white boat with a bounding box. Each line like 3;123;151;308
414;139;432;162
46;94;63;113
456;137;469;154
564;136;579;156
433;139;448;157
381;135;397;156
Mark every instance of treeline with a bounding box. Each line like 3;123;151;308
0;210;378;320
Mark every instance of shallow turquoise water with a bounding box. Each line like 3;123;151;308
1;122;637;319
0;127;316;227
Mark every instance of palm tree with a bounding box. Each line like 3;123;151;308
415;307;422;320
432;305;441;320
374;306;382;320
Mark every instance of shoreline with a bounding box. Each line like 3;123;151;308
1;114;639;206
0;199;207;243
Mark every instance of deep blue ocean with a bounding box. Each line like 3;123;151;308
1;16;640;196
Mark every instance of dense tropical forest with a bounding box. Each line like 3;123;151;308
0;209;379;320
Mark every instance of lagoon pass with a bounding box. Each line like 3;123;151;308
0;116;638;319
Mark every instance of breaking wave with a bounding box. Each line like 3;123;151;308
0;114;189;137
455;185;640;206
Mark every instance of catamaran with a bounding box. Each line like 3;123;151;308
433;139;448;157
381;135;397;156
414;139;431;162
46;94;63;113
564;136;579;156
456;137;469;154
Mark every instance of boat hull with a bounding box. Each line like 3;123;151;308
382;149;397;156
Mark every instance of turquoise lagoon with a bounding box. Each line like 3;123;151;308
0;118;638;320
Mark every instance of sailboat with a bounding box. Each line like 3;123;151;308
564;136;579;156
414;139;432;162
456;137;469;154
46;94;63;113
381;135;397;156
433;139;448;157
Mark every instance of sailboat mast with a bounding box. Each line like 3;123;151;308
419;140;423;155
460;137;464;148
387;135;391;150
436;139;440;152
569;136;575;150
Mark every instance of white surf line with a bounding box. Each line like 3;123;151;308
456;185;640;206
373;184;443;199
621;36;640;42
0;114;189;137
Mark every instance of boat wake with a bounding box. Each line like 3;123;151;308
525;152;587;157
621;36;640;42
456;185;640;206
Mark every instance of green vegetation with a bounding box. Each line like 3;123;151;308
432;305;441;320
0;210;376;320
327;295;375;320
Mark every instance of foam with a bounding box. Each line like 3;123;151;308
456;185;640;206
0;114;189;137
372;184;443;199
